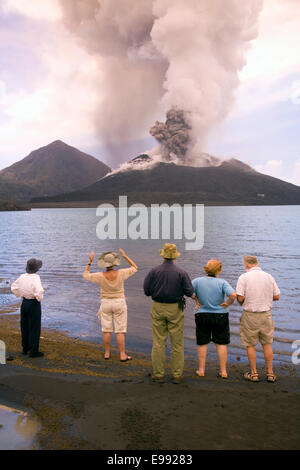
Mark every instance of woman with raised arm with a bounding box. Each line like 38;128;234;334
83;248;138;361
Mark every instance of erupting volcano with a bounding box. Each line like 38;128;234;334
150;109;191;162
59;0;263;166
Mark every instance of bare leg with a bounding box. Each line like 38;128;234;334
246;346;257;374
262;343;273;374
196;344;208;376
116;333;127;360
216;344;228;377
103;332;111;358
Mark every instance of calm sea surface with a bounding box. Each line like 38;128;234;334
0;206;299;364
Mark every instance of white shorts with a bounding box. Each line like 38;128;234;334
98;298;127;333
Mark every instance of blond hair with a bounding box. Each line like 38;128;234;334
244;255;258;265
203;259;222;276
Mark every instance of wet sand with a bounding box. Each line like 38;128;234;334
0;314;299;450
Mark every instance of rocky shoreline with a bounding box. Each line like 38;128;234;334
0;314;299;450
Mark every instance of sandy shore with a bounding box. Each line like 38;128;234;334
0;314;299;450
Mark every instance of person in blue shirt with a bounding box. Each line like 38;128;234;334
192;259;236;379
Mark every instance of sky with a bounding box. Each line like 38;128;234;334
0;0;299;185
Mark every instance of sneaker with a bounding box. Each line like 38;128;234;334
29;352;44;358
172;376;183;384
151;375;165;384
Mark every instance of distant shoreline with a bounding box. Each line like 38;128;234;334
29;201;300;209
0;199;30;212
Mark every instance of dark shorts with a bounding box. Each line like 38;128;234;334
195;312;230;345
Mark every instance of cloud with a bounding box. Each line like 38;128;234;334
203;0;300;184
288;159;300;186
254;158;300;186
0;8;105;169
58;0;263;165
240;0;300;85
2;0;62;21
231;0;300;118
254;159;283;178
290;80;300;105
0;0;299;176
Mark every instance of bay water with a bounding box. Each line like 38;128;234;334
0;206;299;365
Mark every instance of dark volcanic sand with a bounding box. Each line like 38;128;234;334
0;314;299;450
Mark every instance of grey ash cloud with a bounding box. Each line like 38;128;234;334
59;0;262;165
150;108;191;162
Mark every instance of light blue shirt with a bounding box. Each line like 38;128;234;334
192;276;235;314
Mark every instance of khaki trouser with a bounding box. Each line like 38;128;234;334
150;300;184;378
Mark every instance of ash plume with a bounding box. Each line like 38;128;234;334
150;109;191;161
59;0;262;166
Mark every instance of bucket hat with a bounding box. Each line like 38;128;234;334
159;243;180;259
97;251;121;269
26;258;42;274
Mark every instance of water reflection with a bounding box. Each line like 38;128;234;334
0;404;39;450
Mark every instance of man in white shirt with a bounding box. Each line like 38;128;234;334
11;259;44;358
236;255;280;383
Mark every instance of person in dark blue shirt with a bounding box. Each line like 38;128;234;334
144;243;197;384
192;259;236;379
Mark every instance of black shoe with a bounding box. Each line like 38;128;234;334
151;375;165;384
29;352;44;358
22;350;28;355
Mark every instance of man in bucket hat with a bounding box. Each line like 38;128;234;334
143;243;197;384
11;258;45;357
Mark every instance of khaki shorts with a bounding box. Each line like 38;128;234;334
98;298;127;333
239;310;274;347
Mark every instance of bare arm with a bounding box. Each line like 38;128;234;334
82;252;102;284
220;292;237;309
237;295;245;305
273;294;280;301
191;293;201;309
119;248;138;270
84;252;94;273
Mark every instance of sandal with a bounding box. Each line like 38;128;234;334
104;354;111;360
217;372;228;379
267;373;277;383
195;370;205;377
120;356;132;362
244;372;259;382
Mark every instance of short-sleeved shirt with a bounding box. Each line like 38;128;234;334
192;276;235;314
236;266;280;312
82;267;137;299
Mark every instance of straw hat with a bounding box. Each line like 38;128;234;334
97;252;121;269
159;243;180;259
